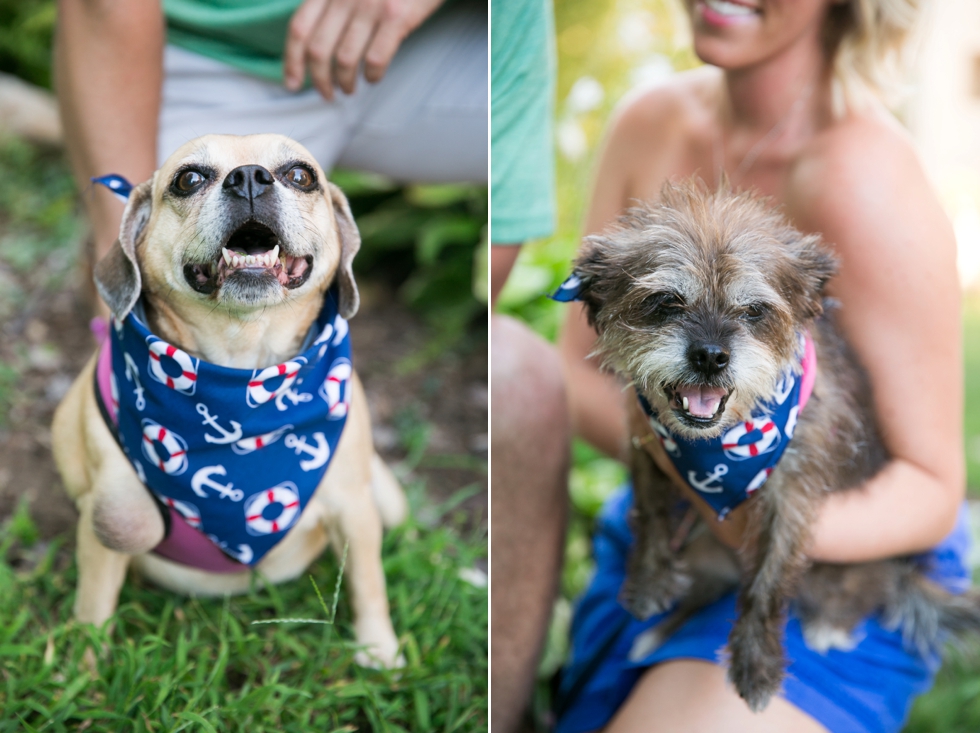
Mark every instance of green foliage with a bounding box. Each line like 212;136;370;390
330;170;488;358
0;0;55;89
906;645;980;732
0;359;19;426
6;497;39;547
0;516;487;732
963;295;980;494
0;136;85;290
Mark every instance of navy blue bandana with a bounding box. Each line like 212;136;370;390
92;174;134;202
107;291;352;566
551;272;815;520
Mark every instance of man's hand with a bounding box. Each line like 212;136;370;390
284;0;444;99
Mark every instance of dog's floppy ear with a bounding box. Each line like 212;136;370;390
94;180;153;322
325;181;360;319
784;232;838;319
572;234;617;330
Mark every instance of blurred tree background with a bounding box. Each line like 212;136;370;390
496;0;980;730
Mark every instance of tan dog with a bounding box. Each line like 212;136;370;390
52;133;407;668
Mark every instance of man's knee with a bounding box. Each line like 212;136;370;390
491;314;568;439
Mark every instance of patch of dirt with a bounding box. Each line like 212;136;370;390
0;277;487;541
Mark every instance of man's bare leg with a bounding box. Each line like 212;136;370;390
491;314;570;732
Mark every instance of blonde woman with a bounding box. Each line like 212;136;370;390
555;1;967;731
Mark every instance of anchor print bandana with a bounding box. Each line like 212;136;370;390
551;272;816;520
101;288;352;567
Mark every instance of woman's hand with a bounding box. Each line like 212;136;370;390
284;0;445;99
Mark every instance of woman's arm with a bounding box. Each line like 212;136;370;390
787;119;965;562
55;0;164;268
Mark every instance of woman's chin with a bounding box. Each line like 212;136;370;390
691;37;767;71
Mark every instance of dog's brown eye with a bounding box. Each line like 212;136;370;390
641;292;684;321
286;166;314;189
743;304;767;321
174;169;206;193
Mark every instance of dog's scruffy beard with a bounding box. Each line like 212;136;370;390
598;322;797;441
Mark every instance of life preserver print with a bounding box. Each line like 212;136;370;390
232;424;294;455
246;359;305;407
747;468;772;493
244;482;301;535
147;338;199;395
141;419;189;475
721;417;781;461
319;357;352;419
158;494;201;528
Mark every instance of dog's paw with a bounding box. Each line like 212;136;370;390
726;627;785;712
353;618;404;670
354;646;406;671
801;620;862;654
619;566;691;620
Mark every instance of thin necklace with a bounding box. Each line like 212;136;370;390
715;80;815;188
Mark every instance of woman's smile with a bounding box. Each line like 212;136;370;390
696;0;763;28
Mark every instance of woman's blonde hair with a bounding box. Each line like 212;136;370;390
823;0;924;112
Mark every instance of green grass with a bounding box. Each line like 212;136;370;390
0;495;487;732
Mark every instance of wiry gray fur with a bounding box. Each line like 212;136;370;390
575;181;980;712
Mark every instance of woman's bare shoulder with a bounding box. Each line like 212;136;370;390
785;110;951;260
600;68;719;194
610;68;719;152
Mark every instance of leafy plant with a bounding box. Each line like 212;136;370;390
0;0;55;89
331;170;488;360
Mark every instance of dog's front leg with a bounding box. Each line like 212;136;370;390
727;475;815;712
619;442;691;620
74;450;163;626
74;492;132;626
323;485;403;669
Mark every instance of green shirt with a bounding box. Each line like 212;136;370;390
163;0;300;82
163;0;469;83
490;0;556;244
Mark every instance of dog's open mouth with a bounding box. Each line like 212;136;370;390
665;383;730;426
183;221;313;293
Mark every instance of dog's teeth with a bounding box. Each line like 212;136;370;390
682;396;689;411
222;248;232;266
232;256;241;267
270;244;280;263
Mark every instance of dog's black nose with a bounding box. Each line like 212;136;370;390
688;342;730;375
223;165;275;202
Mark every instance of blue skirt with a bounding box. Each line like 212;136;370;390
556;487;972;733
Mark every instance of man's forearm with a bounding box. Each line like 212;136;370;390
55;0;164;261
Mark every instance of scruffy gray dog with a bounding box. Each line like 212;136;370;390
569;181;980;711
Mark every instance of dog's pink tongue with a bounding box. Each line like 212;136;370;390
677;385;727;418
